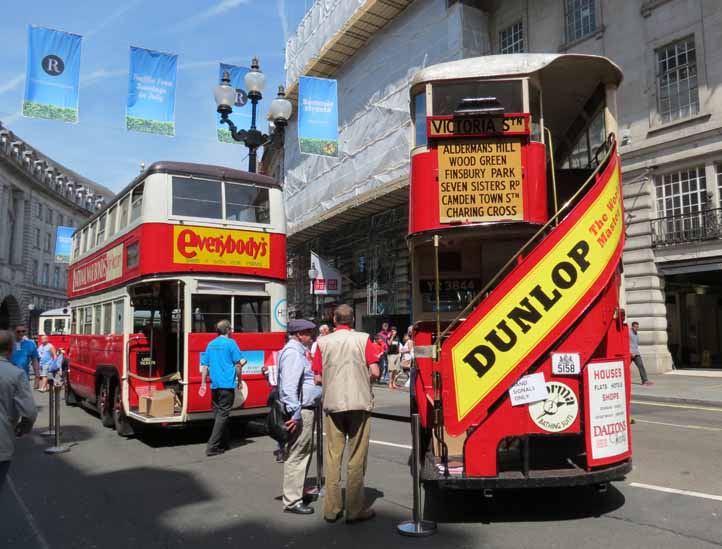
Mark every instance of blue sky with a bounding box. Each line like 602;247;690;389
0;0;310;192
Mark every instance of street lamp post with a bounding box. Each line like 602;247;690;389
308;267;318;321
27;303;35;338
213;57;292;173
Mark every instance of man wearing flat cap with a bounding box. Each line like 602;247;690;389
280;318;322;514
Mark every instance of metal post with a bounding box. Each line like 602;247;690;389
45;383;69;454
303;402;324;500
41;381;55;436
397;413;437;537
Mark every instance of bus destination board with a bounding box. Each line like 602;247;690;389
427;114;529;138
437;138;524;223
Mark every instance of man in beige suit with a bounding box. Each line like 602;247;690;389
311;304;380;524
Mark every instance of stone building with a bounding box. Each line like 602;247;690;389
0;122;114;333
276;0;722;370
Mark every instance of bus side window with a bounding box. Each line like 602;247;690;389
43;319;52;335
130;183;144;222
191;294;230;333
93;304;101;334
114;300;124;334
83;307;92;335
119;195;130;230
56;318;67;334
102;303;112;335
233;296;270;333
413;91;427;148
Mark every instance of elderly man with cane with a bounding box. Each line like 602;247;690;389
279;319;322;515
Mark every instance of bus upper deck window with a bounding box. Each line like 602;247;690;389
130;183;144;222
432;80;523;116
413;92;427;148
529;83;542;142
172;177;222;219
225;182;270;223
118;195;130;230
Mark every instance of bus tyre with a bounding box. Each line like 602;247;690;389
98;377;115;428
112;383;134;437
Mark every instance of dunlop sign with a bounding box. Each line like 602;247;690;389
438;139;523;222
446;158;624;428
428;115;528;138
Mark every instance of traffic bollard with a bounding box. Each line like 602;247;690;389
397;413;437;537
40;381;55;437
45;383;70;455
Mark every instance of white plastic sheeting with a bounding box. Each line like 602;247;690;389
285;0;366;88
283;1;489;234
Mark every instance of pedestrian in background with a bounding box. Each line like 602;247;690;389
311;323;330;358
376;321;391;383
313;304;379;524
10;325;39;388
279;319;322;515
199;319;246;456
630;321;653;386
37;335;56;393
0;330;38;490
386;326;400;389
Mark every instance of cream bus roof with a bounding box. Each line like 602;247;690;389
410;53;623;89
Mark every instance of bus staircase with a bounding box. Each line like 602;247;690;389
424;136;627;483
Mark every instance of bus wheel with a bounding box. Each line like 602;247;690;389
98;377;115;428
112;383;134;437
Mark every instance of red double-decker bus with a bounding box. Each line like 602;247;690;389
65;162;287;435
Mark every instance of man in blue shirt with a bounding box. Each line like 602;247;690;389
10;325;39;388
199;319;246;456
630;321;653;386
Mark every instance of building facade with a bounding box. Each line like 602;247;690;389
278;0;722;369
0;122;114;333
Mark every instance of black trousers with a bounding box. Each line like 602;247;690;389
207;388;235;452
632;354;649;384
0;461;9;492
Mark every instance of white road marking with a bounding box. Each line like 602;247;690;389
369;438;412;450
631;400;722;413
632;418;722;432
629;482;722;503
7;475;51;549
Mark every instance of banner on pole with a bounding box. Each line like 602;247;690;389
54;226;74;264
310;251;342;295
126;46;177;136
298;76;338;157
23;26;82;123
217;63;251;144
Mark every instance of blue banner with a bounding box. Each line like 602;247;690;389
126;46;177;136
23;26;82;124
54;226;74;264
217;63;251;144
298;76;338;157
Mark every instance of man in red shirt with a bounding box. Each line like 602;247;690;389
312;305;379;524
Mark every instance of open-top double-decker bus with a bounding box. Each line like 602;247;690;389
65;162;287;435
408;54;631;491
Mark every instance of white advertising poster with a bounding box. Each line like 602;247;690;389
508;372;547;406
587;360;629;460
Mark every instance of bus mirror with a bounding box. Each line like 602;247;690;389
454;97;504;116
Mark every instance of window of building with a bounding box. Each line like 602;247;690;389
225;183;270;223
31;260;39;284
42;263;49;286
61;268;66;290
96;213;106;245
564;0;597;43
118;195;130;230
45;232;52;252
46;207;53;224
102;303;112;335
717;164;722;203
57;214;63;227
172;177;222;219
114;299;125;334
35;202;42;219
657;36;699;123
233;296;270;333
130;184;144;222
34;228;40;248
52;266;60;288
499;21;524;54
656;167;707;219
